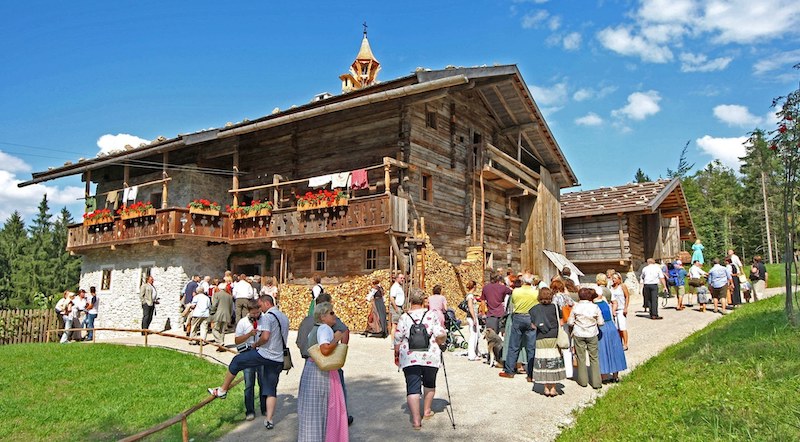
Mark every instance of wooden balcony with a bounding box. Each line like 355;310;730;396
67;195;408;251
67;208;227;252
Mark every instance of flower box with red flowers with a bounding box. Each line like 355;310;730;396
117;202;156;220
228;200;273;220
187;199;221;217
83;208;114;226
296;189;349;212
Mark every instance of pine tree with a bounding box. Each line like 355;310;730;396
0;212;27;307
11;195;56;307
51;207;80;300
634;168;651;183
667;141;695;179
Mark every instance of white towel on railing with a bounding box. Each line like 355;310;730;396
128;185;138;201
122;187;130;202
308;174;332;187
330;172;351;189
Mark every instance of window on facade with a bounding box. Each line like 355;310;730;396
425;108;437;129
313;250;327;273
473;131;482;145
365;248;378;270
140;265;152;287
485;252;494;270
101;269;112;291
421;173;433;202
150;192;162;208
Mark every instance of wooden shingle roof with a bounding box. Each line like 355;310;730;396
561;178;696;240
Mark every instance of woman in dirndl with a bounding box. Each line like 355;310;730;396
297;302;348;442
593;291;627;383
364;278;388;337
528;288;566;396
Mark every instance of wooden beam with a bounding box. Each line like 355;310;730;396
390;234;407;274
492;84;519;125
161;152;169;208
232;146;240;207
499;122;539;136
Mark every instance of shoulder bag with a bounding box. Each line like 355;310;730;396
555;305;570;349
307;343;349;371
268;312;293;372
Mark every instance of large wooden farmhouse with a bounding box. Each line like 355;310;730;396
20;34;578;331
560;178;696;277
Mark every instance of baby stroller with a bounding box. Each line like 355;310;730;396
444;308;468;351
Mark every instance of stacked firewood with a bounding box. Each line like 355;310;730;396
278;243;485;330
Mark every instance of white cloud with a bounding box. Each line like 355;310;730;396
597;26;674;63
700;0;800;44
612;90;662;120
753;49;800;76
0;151;32;173
597;1;800;66
696;135;748;169
97;133;149;156
521;10;550;29
679;52;733;72
573;85;617;102
548;16;562;31
638;0;697;23
562;32;582;50
0;167;84;224
530;81;569;107
575;113;604;126
713;104;763;127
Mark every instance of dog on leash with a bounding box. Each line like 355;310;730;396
483;328;504;367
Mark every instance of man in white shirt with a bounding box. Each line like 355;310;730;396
233;273;256;325
727;250;744;272
189;287;211;345
389;273;406;342
640;258;666;319
234;299;266;421
199;275;211;295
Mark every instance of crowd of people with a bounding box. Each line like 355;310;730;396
52;243;771;439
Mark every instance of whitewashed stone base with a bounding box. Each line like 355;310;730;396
78;240;231;340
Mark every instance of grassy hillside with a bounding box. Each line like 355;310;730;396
0;344;242;441
557;294;800;441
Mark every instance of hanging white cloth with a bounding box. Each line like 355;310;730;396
308;175;332;188
128;185;138;201
122;187;130;202
330;172;351;189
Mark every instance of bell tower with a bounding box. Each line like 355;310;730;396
339;23;381;93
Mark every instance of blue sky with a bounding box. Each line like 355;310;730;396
1;0;799;222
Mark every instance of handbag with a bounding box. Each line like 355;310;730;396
307;343;349;371
555;305;570;349
268;312;293;372
457;298;470;314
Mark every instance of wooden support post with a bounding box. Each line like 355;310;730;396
123;164;130;206
383;158;391;195
480;170;485;248
272;175;281;209
390;235;407;274
162;152;169;208
517;131;522;162
232;149;240;208
618;214;625;260
181;416;189;442
84;171;91;213
144;330;148;347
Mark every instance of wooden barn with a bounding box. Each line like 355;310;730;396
560;179;695;277
18;33;578;331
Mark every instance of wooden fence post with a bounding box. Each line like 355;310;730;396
181;416;189;442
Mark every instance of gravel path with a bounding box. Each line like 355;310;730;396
104;287;782;441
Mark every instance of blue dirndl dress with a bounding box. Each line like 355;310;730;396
595;300;627;375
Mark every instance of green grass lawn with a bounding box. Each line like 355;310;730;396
557;294;800;441
0;344;243;441
765;263;798;289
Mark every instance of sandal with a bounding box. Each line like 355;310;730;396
423;411;435;419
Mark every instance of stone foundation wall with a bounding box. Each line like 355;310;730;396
79;240;230;339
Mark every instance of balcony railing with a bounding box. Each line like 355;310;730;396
67;195;408;251
67;208;227;251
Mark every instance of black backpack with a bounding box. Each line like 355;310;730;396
407;310;430;351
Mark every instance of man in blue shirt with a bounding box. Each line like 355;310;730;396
707;258;732;314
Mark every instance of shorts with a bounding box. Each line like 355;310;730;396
261;359;283;397
710;285;728;300
669;285;686;297
614;310;627;331
403;365;438;395
390;305;403;324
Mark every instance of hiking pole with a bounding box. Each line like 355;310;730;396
439;351;456;429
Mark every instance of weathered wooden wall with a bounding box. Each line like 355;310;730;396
284;233;391;280
521;168;562;281
628;214;645;271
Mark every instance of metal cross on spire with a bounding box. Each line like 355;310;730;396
363;21;368;36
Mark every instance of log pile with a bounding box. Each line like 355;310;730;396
278;242;484;330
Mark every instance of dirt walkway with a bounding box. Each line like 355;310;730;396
104;288;782;441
